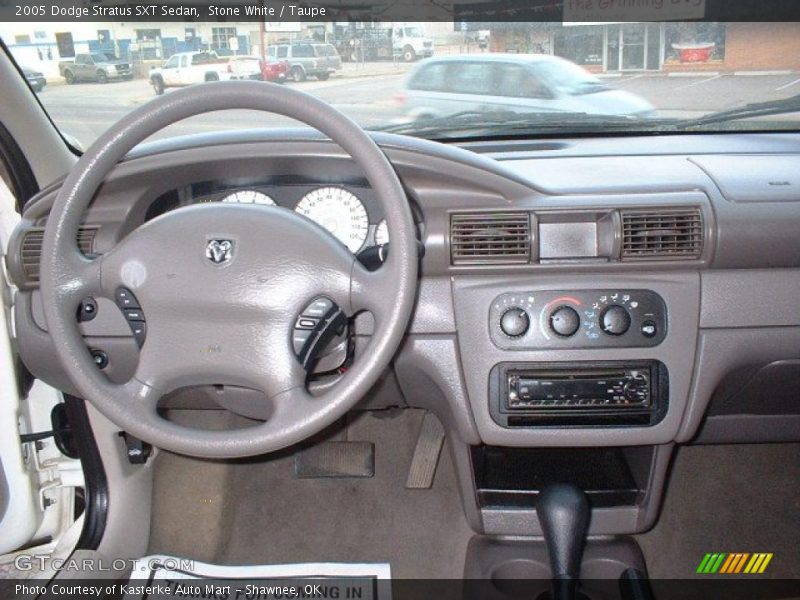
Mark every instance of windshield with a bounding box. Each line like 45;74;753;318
4;19;800;146
404;27;425;38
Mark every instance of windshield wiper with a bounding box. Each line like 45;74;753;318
677;93;800;128
376;110;658;138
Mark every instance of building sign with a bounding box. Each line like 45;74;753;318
564;0;706;22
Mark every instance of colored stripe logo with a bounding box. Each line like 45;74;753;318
697;553;773;574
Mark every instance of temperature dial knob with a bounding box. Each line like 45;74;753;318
500;308;530;338
549;306;580;337
600;305;632;336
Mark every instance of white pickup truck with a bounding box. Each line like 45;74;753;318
149;51;231;95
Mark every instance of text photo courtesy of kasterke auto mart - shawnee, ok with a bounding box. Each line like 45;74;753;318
0;0;799;599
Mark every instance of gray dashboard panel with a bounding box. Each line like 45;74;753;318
8;129;800;454
691;154;800;203
700;269;800;328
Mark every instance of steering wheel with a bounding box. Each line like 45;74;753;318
39;81;418;458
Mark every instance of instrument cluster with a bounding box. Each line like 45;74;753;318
149;181;390;254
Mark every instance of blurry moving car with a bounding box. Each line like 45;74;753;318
268;42;342;82
59;53;132;84
227;56;289;83
22;66;46;92
398;54;654;122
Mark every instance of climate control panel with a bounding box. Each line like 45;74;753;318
490;289;667;350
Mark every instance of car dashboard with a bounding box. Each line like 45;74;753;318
8;128;800;536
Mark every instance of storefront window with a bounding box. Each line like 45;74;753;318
554;27;603;68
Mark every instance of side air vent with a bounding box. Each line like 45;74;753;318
620;208;703;260
451;212;531;265
20;227;98;285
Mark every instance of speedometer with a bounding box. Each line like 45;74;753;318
221;190;275;205
295;187;369;253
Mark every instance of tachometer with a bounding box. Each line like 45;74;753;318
375;219;389;245
295;187;369;252
221;190;275;205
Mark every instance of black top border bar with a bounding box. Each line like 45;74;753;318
2;0;800;23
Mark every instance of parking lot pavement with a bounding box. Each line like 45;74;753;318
39;74;407;147
610;72;800;116
37;70;800;147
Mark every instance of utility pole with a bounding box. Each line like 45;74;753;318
259;0;267;64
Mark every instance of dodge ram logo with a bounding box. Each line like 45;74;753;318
206;239;233;265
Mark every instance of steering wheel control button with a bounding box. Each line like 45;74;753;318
296;317;319;330
549;306;580;337
115;287;140;309
113;287;147;346
123;309;145;322
500;308;530;338
641;321;658;338
293;297;348;369
303;297;335;319
90;349;108;370
293;329;314;354
130;322;147;347
78;297;98;322
600;305;632;336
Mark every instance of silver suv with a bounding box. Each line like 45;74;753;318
268;42;342;82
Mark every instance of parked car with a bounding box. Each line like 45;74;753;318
21;66;46;92
150;51;232;95
398;54;654;122
58;53;132;84
227;56;289;83
268;42;342;82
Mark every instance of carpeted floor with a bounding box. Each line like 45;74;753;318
149;410;799;580
637;442;800;579
148;409;475;578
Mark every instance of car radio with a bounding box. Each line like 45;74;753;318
489;361;668;428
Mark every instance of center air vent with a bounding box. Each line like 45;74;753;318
20;227;98;285
620;208;703;260
451;212;531;265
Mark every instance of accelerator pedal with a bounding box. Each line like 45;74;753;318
405;412;445;489
294;441;375;478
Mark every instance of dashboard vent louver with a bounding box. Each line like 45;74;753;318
450;212;531;265
21;227;98;285
620;208;703;260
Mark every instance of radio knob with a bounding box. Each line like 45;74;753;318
600;305;631;336
500;308;530;337
549;306;580;337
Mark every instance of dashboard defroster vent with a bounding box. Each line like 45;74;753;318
20;227;98;285
620;208;703;260
450;212;531;265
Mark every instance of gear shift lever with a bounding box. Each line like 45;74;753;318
537;484;590;600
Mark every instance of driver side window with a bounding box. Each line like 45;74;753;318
165;55;179;69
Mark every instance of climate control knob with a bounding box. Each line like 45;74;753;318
600;305;632;336
549;306;580;337
500;308;530;338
